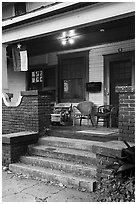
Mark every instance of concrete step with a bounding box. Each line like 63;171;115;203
9;163;97;192
38;136;102;151
28;145;97;165
47;128;119;142
20;155;97;178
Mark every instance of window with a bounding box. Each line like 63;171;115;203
60;56;87;101
14;3;26;16
28;67;43;91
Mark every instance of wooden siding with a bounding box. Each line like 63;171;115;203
89;39;135;106
29;54;47;65
48;53;58;66
29;53;57;66
27;39;134;107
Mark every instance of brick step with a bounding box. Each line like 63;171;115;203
20;155;97;178
28;145;97;165
38;136;102;151
9;163;97;192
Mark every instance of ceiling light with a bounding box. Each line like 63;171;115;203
60;30;76;45
100;29;105;32
62;39;67;45
62;31;66;38
69;29;75;36
68;37;74;44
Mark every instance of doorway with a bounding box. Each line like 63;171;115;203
110;60;132;106
104;51;135;107
104;51;134;127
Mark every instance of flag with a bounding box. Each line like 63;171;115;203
20;50;28;71
12;45;28;71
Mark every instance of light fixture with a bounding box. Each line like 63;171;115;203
69;29;75;36
62;31;67;38
100;29;105;32
60;29;76;45
68;37;74;44
62;39;67;45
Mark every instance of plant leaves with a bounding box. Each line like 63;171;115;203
117;164;134;172
123;140;131;148
106;163;119;170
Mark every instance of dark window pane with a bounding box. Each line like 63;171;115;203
15;3;26;16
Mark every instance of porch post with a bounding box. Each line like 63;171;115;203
116;86;135;142
2;44;9;93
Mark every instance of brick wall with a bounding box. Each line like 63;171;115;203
2;90;52;134
2;132;39;166
116;86;135;142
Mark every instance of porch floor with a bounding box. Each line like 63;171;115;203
47;125;119;142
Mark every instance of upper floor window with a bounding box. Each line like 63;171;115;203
14;2;26;16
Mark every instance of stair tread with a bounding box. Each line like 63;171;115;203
10;163;97;182
21;155;97;169
39;136;102;151
40;136;102;146
30;144;96;158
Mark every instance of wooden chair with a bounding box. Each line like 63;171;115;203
72;101;96;126
95;105;118;127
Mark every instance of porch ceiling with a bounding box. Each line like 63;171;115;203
8;15;135;57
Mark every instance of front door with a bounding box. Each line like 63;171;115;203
104;51;134;127
110;60;132;106
58;52;88;103
104;51;135;107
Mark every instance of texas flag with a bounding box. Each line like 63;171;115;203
12;44;28;71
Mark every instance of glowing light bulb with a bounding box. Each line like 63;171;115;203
62;31;66;38
62;39;67;45
68;38;74;44
69;29;75;36
100;29;105;32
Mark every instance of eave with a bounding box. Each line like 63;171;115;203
2;2;98;30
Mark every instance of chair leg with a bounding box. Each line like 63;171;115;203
73;116;75;126
90;115;95;127
80;117;82;126
110;115;112;128
106;119;109;128
96;117;99;127
106;117;110;128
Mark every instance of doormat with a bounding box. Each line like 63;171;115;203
76;130;118;135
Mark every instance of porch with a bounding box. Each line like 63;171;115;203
47;125;119;142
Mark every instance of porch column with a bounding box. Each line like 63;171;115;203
116;86;135;142
2;44;9;93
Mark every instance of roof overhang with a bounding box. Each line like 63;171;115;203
2;2;97;30
2;2;135;44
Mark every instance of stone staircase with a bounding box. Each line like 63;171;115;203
9;136;101;192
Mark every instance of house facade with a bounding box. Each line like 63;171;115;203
2;2;135;107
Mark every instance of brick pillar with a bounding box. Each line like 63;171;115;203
2;90;52;134
21;90;52;133
115;86;135;142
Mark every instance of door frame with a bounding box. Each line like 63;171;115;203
58;51;89;103
104;51;135;105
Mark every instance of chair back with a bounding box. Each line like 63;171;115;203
76;101;95;115
98;105;113;114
